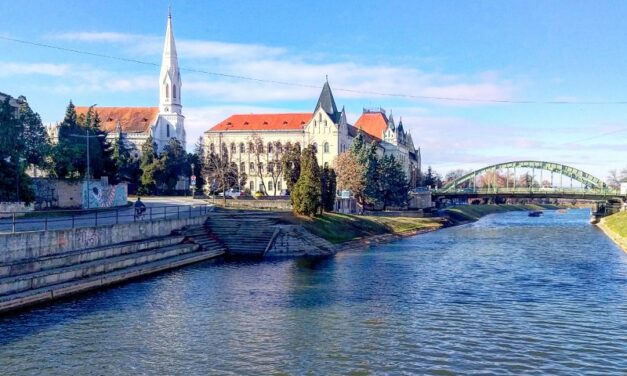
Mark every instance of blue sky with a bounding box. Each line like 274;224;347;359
1;0;626;179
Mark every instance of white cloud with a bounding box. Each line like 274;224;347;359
0;62;70;77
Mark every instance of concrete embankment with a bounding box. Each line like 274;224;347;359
598;211;627;252
0;215;225;314
442;204;560;223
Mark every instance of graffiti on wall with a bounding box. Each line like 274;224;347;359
82;181;128;209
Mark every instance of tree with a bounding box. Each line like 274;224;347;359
320;165;337;212
281;141;301;191
423;166;442;189
139;136;158;194
155;138;188;194
607;169;621;190
0;97;34;202
191;137;206;192
249;134;268;194
291;145;321;216
17;96;49;169
268;140;287;195
335;152;364;198
443;169;469;187
50;101;84;179
377;155;409;210
202;143;238;205
348;131;380;206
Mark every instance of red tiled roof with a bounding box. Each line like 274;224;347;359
75;106;159;133
354;112;386;140
209;113;312;132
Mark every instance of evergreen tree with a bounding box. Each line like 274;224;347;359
50;101;84;179
320;165;337;212
349;131;380;205
423;166;442;188
291;145;321;216
156;138;188;194
0;97;34;202
139;136;158;194
378;155;409;210
17;96;49;169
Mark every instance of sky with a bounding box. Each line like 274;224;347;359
1;0;626;179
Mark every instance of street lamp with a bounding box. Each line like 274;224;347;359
70;129;105;209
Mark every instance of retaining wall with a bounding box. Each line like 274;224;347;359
0;215;209;264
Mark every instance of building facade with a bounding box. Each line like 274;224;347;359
204;81;421;195
50;13;186;155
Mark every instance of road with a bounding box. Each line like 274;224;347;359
0;197;213;234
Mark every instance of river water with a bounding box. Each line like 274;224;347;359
1;209;626;375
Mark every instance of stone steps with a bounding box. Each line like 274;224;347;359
0;248;222;314
0;235;185;278
204;215;279;256
0;243;199;296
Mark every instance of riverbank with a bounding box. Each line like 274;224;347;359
443;204;561;223
598;211;627;252
285;212;445;244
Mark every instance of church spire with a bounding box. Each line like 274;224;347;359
314;79;340;123
159;11;182;114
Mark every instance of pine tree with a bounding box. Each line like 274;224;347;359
17;96;49;169
291;145;321;216
320;165;337;212
281;142;301;191
51;101;84;179
139;136;158;194
0;97;34;202
378;155;409;210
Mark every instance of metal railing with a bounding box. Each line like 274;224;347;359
0;204;213;234
435;187;623;197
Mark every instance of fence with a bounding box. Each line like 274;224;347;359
0;204;213;234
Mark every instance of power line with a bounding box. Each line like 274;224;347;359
4;35;627;105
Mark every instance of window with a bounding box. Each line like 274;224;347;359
231;142;236;153
165;84;169;99
258;162;263;172
250;181;255;191
210;143;215;153
268;181;274;191
173;84;177;99
277;181;282;190
277;142;282;153
166;123;170;138
248;142;255;153
323;142;329;153
240;162;246;173
239;143;245;153
250;162;255;173
312;142;318;153
267;162;273;173
267;142;273;153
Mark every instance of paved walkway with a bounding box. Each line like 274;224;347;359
0;197;212;233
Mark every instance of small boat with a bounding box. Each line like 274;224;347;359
528;211;543;217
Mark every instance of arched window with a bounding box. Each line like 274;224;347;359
240;162;246;172
209;143;215;153
239;143;245;153
173;84;177;99
258;162;264;172
312;142;318;153
277;142;282;153
323;142;329;153
267;142;273;153
267;162;274;173
250;162;255;173
165;84;169;99
230;142;236;153
166;123;170;138
248;142;255;153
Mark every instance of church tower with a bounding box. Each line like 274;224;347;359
155;11;186;151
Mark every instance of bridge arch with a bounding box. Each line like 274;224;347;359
440;160;607;192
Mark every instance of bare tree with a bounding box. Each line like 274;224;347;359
203;136;238;205
267;140;286;196
607;169;621;190
249;133;268;195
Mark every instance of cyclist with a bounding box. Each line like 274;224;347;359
134;197;146;220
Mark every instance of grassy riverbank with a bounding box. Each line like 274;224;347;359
443;204;560;222
288;213;445;244
599;211;627;252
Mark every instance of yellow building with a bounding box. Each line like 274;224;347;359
204;81;421;195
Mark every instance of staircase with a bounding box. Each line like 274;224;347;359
205;212;280;257
0;234;222;314
179;225;227;258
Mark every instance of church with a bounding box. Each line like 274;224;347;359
204;81;421;195
55;13;186;156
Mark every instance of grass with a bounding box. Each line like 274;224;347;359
285;212;444;244
604;211;627;238
443;204;559;222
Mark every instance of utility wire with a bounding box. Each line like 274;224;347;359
3;35;627;105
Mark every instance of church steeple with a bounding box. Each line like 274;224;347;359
160;12;182;114
314;79;340;123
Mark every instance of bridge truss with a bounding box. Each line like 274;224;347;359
437;160;622;199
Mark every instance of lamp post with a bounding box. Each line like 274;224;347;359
70;128;105;209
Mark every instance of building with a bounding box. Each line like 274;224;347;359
0;91;20;117
204;81;421;195
51;13;186;155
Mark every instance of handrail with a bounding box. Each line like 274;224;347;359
0;204;213;234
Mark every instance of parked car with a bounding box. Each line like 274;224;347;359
219;188;241;198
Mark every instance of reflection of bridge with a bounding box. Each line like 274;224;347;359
434;160;626;202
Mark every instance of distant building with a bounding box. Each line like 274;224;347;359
204;81;421;194
0;91;20;117
49;13;186;155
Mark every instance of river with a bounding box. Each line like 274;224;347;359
1;208;626;375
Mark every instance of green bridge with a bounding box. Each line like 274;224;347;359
434;160;626;202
